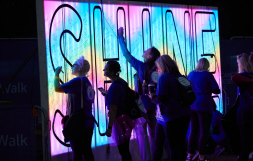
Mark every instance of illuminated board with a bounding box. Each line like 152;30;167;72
39;0;222;158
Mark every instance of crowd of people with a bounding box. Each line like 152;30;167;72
53;27;253;161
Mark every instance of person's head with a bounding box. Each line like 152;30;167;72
143;47;161;64
71;56;90;77
155;55;180;75
103;60;121;78
195;58;210;72
249;52;253;70
237;53;251;73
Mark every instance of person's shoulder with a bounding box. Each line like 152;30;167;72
190;70;209;74
201;71;213;78
188;71;198;77
187;71;194;78
108;83;117;93
61;77;81;92
119;78;128;87
249;72;253;78
112;78;127;88
203;70;212;75
189;71;196;74
159;73;168;79
241;72;253;78
163;72;181;78
67;77;80;84
202;70;212;74
159;72;174;82
70;77;80;81
163;72;171;76
81;77;91;85
70;77;90;84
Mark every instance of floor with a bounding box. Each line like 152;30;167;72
204;155;252;161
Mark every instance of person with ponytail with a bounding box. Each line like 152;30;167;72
118;27;168;161
104;60;136;161
54;56;95;161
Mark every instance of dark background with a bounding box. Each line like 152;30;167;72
0;0;253;39
1;0;253;111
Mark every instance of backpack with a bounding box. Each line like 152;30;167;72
172;74;196;106
113;80;145;119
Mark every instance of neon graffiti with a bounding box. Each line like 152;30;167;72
43;1;222;156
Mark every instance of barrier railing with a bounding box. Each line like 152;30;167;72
34;105;51;161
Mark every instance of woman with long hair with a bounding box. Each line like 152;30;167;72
104;60;136;161
186;58;220;161
150;54;191;161
231;53;253;161
54;56;95;161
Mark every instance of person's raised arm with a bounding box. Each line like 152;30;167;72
118;27;145;72
118;27;132;61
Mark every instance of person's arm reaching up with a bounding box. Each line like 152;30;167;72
118;27;146;74
118;27;132;61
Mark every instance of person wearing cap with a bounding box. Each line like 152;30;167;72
54;56;95;161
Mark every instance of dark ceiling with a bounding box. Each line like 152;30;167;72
1;0;253;39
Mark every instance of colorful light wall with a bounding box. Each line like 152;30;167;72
42;0;222;156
